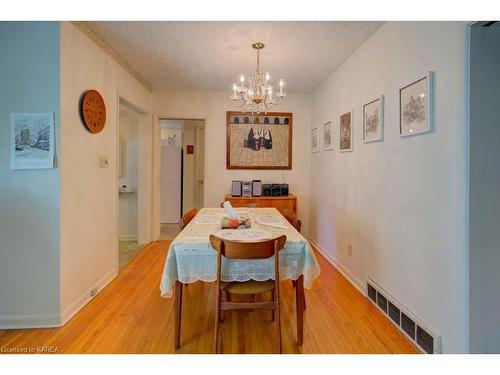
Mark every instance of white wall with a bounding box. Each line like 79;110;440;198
59;22;152;324
0;22;61;328
309;22;469;353
118;109;139;240
469;24;500;354
153;91;312;235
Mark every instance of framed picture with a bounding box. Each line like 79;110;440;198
311;127;319;153
363;96;384;143
339;111;353;152
10;112;55;169
322;121;334;150
226;111;292;169
399;72;433;137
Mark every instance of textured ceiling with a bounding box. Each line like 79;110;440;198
86;21;383;93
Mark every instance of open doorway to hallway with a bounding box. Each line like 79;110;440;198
159;119;205;240
117;102;145;270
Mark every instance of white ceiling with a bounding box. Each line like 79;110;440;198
87;21;383;93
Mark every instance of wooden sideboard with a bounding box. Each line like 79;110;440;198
224;194;297;215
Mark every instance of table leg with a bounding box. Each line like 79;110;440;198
296;275;304;345
174;280;183;349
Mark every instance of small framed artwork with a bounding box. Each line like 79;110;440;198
10;112;55;169
399;72;433;137
339;111;353;152
311;127;319;153
363;96;384;143
322;121;334;151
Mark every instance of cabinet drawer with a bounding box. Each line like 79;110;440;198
226;199;262;208
260;199;295;214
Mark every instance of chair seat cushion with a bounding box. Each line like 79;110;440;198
220;280;275;295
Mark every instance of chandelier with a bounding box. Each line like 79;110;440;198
230;42;286;113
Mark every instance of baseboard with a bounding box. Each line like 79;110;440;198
60;267;117;325
308;238;366;296
0;313;60;329
119;235;138;241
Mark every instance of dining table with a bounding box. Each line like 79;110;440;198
160;207;321;349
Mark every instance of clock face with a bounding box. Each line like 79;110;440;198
82;90;106;133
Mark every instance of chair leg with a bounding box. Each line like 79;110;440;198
302;288;306;311
271;290;275;321
275;297;282;354
214;290;220;354
220;291;227;322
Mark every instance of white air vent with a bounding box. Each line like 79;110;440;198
366;278;441;354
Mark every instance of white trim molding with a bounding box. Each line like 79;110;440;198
118;235;138;241
308;237;366;296
60;267;117;326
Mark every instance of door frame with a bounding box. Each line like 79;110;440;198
152;115;206;241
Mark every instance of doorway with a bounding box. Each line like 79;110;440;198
117;101;145;270
159;119;205;239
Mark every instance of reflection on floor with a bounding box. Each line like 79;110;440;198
160;223;180;240
118;241;143;271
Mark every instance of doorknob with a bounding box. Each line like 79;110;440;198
197;180;204;185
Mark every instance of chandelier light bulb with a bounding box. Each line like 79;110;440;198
240;74;245;83
265;72;270;81
232;83;237;100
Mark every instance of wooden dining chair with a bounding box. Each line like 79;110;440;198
179;208;198;230
209;234;287;354
282;209;306;311
178;208;198;294
283;208;302;233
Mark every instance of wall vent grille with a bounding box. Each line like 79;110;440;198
366;278;441;354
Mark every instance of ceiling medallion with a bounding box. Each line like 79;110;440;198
230;42;286;113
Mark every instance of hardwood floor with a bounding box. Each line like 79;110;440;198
0;240;419;354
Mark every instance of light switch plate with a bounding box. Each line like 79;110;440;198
99;156;109;168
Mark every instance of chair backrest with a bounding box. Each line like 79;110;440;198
209;235;286;260
282;208;302;233
180;208;198;230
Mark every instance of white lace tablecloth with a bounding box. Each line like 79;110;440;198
160;208;321;297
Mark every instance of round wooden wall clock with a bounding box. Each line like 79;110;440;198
81;89;106;133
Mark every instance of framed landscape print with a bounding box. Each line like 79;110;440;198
363;96;384;143
10;112;55;169
339;111;353;152
311;127;319;153
322;121;334;150
226;111;292;169
399;72;433;137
